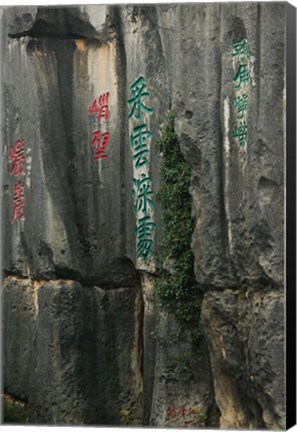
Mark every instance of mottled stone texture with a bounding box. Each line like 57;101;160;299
202;289;285;430
2;3;285;428
149;311;219;428
3;277;143;425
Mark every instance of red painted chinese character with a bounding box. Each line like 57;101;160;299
11;181;25;223
88;92;110;122
91;131;110;160
9;140;26;176
178;407;186;416
166;406;176;419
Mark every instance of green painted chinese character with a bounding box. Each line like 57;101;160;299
232;37;250;61
135;215;156;259
233;64;249;89
128;76;154;120
232;94;248;119
133;174;154;215
130;124;152;168
233;121;248;147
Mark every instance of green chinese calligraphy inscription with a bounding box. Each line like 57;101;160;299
128;76;154;120
133;173;155;215
130;124;152;168
233;64;249;89
232;121;248;147
232;94;248;119
135;215;157;258
128;74;156;261
232;37;250;62
232;37;250;148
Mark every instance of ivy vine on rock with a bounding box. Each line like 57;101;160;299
154;111;204;355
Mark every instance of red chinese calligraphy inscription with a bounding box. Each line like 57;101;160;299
91;131;110;160
11;181;25;223
89;92;110;122
9;138;27;223
9;139;26;176
88;91;111;161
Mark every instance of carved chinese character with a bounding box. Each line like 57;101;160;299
11;181;25;223
166;406;177;419
232;93;248;119
128;76;153;120
233;64;249;89
9;140;26;176
130;124;152;168
232;37;250;62
178;407;186;416
133;174;154;215
233;121;248;147
91;131;110;159
135;215;156;259
89;92;110;122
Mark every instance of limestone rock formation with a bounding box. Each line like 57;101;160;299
2;3;285;428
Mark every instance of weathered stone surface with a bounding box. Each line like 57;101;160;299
2;3;285;428
162;2;285;291
3;277;143;425
202;288;285;430
3;277;37;401
2;8;137;283
150;311;219;428
2;4;284;283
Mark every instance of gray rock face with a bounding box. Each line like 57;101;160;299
4;277;143;424
2;3;285;428
202;289;285;430
149;311;219;428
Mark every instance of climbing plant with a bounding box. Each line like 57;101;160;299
154;111;204;353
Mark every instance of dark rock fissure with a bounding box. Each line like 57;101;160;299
8;8;98;40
